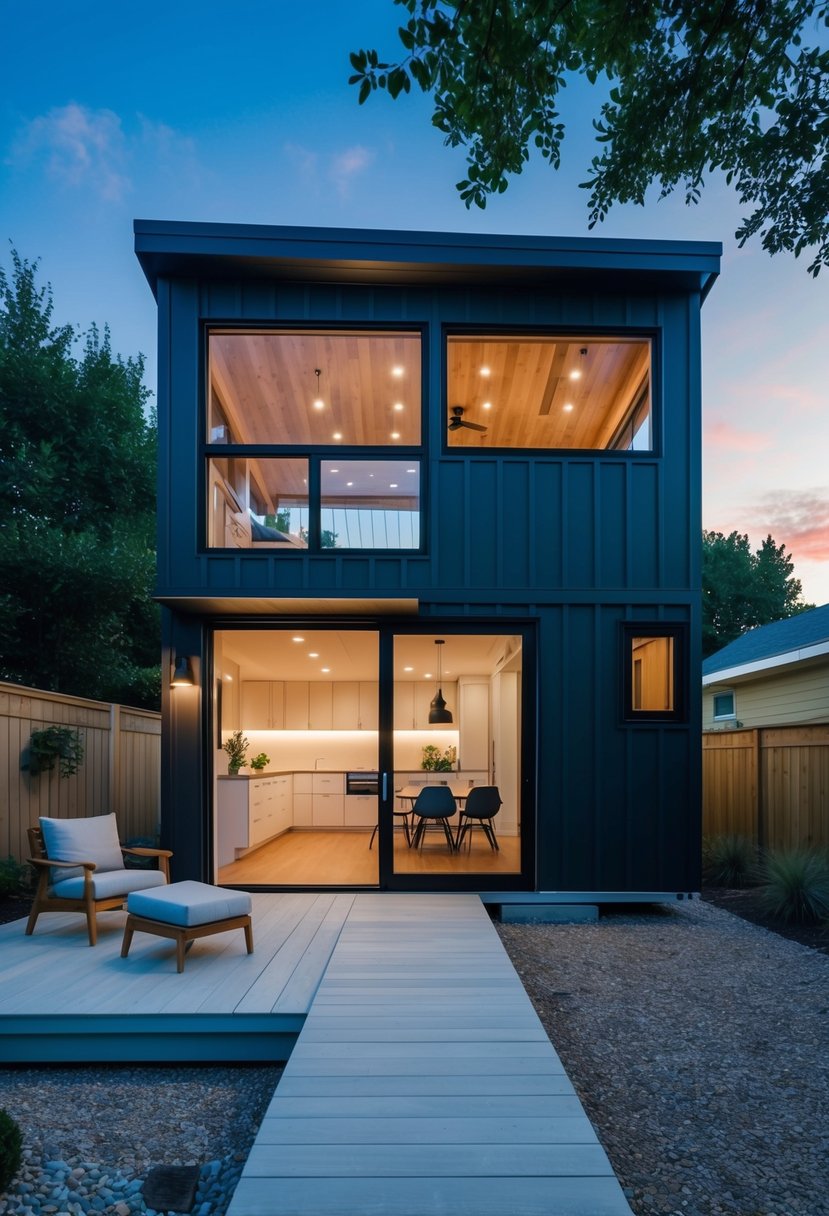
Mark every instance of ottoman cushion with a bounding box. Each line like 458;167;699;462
127;880;251;927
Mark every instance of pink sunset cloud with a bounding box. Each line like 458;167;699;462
749;489;829;561
704;419;773;453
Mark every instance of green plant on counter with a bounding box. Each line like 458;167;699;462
420;744;457;772
249;752;270;771
222;730;249;774
755;848;829;925
23;725;84;777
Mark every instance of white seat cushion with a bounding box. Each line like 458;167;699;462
127;881;251;927
40;813;125;883
51;868;167;901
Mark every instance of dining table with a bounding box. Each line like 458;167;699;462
395;782;473;849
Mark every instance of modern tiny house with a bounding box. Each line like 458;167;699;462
135;220;720;902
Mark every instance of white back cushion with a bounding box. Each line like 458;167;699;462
40;813;125;883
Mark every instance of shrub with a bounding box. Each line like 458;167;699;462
0;1108;22;1194
755;848;829;925
24;725;84;777
702;835;758;888
0;856;30;898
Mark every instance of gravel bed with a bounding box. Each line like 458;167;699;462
497;898;829;1216
1;899;827;1216
0;1064;281;1215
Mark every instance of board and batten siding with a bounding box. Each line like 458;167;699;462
703;725;829;851
703;662;829;730
0;683;160;863
152;247;705;896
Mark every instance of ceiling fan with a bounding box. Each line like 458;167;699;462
448;406;487;433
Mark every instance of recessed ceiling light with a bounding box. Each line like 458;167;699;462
292;636;305;642
321;667;330;673
480;366;491;377
424;672;432;679
392;366;404;377
346;481;354;487
390;432;400;439
569;370;582;381
403;666;413;672
406;468;416;473
389;483;398;488
482;401;492;410
563;403;574;412
393;402;405;411
313;398;325;410
224;674;233;681
329;468;339;473
308;652;319;658
332;432;342;440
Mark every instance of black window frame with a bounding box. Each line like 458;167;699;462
200;322;428;556
621;623;688;724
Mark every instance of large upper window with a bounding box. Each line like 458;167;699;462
206;329;422;551
446;333;652;450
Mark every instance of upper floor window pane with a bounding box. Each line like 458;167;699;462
208;455;309;549
208;330;421;446
446;334;652;450
321;460;420;549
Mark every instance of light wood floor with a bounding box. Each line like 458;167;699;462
218;830;521;886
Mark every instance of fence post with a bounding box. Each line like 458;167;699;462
109;702;121;817
752;729;762;849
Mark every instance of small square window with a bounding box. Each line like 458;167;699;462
713;691;736;720
622;625;686;722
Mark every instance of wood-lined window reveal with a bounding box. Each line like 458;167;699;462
207;456;309;549
622;625;686;722
446;333;652;450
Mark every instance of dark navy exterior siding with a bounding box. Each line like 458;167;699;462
143;223;716;897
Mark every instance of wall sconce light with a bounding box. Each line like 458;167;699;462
171;656;195;687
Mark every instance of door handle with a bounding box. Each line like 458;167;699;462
382;772;388;800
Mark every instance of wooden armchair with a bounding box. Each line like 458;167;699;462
26;813;172;946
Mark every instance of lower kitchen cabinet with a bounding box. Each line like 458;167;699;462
343;794;377;828
312;792;344;827
217;774;293;864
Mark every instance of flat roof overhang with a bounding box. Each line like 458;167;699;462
135;219;721;300
156;595;420;617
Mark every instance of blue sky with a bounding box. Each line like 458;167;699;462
2;0;828;601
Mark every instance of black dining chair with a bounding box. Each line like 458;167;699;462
410;785;458;852
455;785;502;852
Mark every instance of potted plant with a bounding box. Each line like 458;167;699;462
222;730;249;775
249;752;270;772
420;744;457;772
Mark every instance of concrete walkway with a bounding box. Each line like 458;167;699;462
227;892;632;1216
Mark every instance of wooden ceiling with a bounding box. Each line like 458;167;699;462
447;336;651;448
209;330;650;452
210;331;421;447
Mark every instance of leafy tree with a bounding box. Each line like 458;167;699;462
0;249;160;708
351;1;829;273
702;529;813;656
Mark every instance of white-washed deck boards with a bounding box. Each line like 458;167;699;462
0;893;355;1061
227;893;633;1216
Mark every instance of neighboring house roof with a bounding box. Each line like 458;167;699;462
703;604;829;684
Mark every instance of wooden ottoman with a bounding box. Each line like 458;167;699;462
121;880;253;972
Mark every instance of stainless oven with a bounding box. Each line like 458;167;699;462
345;771;379;796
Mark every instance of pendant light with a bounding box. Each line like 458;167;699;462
428;639;453;724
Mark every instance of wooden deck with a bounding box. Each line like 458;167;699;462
227;893;633;1216
0;892;355;1062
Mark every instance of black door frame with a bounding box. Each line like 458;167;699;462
209;615;536;893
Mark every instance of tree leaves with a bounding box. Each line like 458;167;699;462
350;0;829;272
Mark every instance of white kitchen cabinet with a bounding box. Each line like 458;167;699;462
284;682;310;729
359;682;378;730
292;793;313;827
309;683;333;729
459;677;490;772
393;682;415;729
344;794;377;828
312;792;344;826
241;681;285;729
217;774;293;861
332;682;360;729
292;773;312;794
312;773;342;795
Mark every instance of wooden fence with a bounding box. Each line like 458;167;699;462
703;724;829;851
0;682;160;863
